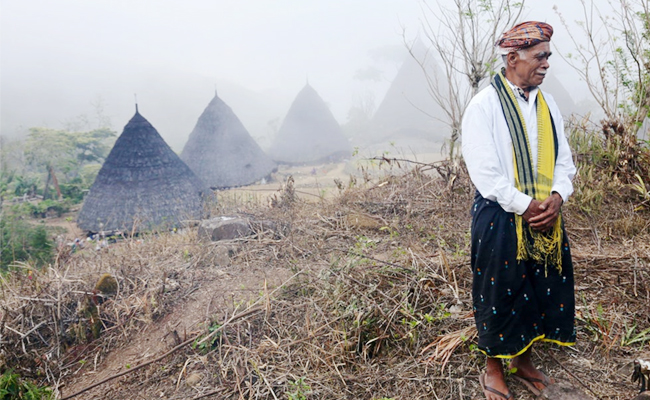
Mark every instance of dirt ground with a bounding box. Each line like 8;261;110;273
20;154;647;400
50;161;356;398
60;247;292;399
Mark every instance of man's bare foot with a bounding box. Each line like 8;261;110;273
481;358;513;399
508;350;554;392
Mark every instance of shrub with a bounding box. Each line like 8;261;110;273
0;214;53;270
23;199;71;218
568;116;650;213
0;370;53;399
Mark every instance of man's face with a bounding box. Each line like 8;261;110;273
511;42;551;88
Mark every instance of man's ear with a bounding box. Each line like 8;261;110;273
506;52;518;67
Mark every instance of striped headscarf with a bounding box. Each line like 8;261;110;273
496;21;553;54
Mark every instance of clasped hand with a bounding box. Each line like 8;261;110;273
522;192;563;232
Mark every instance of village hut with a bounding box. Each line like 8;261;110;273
180;92;276;189
366;47;448;148
542;73;580;117
77;107;208;233
268;83;351;164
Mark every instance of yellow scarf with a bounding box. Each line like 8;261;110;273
491;71;563;273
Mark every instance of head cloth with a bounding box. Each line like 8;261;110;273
496;21;553;54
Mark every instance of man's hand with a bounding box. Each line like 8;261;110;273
522;192;563;232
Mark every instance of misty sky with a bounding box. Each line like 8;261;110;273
1;0;605;151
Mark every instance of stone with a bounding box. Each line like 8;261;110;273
186;373;202;385
345;213;382;230
198;216;283;241
198;216;252;241
213;245;232;266
539;382;591;400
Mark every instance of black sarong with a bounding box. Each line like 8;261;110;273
471;192;575;358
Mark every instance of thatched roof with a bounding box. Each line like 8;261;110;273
541;74;579;117
77;109;208;233
268;83;351;165
367;48;448;146
180;92;276;189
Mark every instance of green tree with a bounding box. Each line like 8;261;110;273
23;127;115;201
24;127;115;180
13;175;39;197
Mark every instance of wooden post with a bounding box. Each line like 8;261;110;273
42;166;51;200
48;165;62;200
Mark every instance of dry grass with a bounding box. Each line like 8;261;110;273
1;161;649;399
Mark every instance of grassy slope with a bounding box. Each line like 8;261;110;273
2;163;649;399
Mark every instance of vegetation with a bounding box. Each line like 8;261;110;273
556;0;650;215
0;211;53;271
0;370;53;400
0;3;648;399
21;127;115;201
0;166;647;399
1;124;115;201
0;121;115;271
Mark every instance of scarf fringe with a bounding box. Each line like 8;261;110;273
515;214;563;276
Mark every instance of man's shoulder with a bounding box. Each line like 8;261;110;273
468;85;498;107
538;88;563;117
539;89;560;110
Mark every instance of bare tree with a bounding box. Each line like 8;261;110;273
555;0;649;127
555;0;650;191
407;0;525;156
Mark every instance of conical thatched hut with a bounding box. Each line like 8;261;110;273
542;74;579;117
180;92;276;189
268;83;351;164
366;47;448;147
77;108;208;233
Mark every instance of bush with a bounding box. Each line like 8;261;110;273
59;177;86;204
0;214;53;270
568;116;650;213
23;199;70;219
0;370;53;399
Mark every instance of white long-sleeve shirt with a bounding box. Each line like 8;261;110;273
461;82;576;215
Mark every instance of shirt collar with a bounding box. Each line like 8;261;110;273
505;78;538;103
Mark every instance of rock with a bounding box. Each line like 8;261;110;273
345;213;382;230
249;219;282;236
198;216;283;241
539;381;591;399
213;245;232;266
198;216;252;241
448;304;464;315
186;373;202;385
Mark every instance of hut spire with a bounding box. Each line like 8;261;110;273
180;92;276;189
134;93;139;114
268;83;350;165
77;109;208;233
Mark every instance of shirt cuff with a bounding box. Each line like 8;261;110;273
511;192;533;215
551;185;570;204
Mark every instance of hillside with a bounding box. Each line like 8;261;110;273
1;159;649;400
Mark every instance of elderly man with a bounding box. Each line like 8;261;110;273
461;22;576;399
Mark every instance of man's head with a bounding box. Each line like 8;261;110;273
497;21;553;89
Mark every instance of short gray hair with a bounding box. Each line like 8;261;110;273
501;50;527;65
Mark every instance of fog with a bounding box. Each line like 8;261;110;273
1;0;605;152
